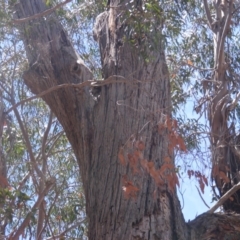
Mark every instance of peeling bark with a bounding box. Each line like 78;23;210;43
206;0;240;212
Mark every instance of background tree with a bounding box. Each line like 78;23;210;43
0;2;87;238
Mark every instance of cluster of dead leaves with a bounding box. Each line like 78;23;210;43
120;116;187;199
187;170;208;194
212;165;230;183
158;115;186;153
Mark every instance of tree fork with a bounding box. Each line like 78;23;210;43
12;0;240;239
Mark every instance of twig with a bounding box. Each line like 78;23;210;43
38;190;60;239
45;132;65;158
12;0;72;24
211;185;220;200
6;75;132;114
182;61;215;71
11;178;56;240
36;112;53;239
232;5;240;15
203;0;214;32
6;81;91;114
195;185;210;209
13;102;44;179
228;92;240;111
178;188;185;210
208;182;240;213
44;219;86;240
217;0;233;70
17;172;31;190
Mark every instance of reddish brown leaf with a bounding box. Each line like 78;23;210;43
128;152;139;173
0;175;10;188
122;180;139;199
225;165;230;172
199;178;205;194
167;173;179;193
177;136;187;152
133;150;141;159
158;123;165;134
149;167;158;180
137;141;145;151
212;165;219;177
164;156;171;163
159;163;175;175
195;171;201;178
140;159;148;170
147;161;155;170
202;175;208;186
118;147;126;166
173;119;178;129
219;171;230;183
168;142;175;153
128;154;135;172
165;115;172;131
186;59;193;65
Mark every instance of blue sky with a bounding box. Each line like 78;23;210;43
177;98;217;221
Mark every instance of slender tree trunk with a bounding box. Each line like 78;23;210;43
0;91;7;237
12;0;240;239
205;0;240;212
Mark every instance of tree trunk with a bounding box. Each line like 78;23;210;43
205;0;240;212
13;0;187;239
0;91;7;237
12;0;240;239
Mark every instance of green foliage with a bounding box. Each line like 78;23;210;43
46;0;53;7
121;0;165;62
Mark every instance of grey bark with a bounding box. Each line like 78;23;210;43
12;0;240;239
0;90;7;236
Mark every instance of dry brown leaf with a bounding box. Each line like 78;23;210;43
118;147;126;166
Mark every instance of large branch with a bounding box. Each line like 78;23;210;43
12;0;71;24
208;182;240;213
217;0;233;71
188;212;240;238
203;0;214;32
6;76;132;114
13;0;94;183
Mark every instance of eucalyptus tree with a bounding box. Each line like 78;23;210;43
3;0;240;239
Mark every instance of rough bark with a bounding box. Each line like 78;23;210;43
12;0;240;239
13;0;187;239
188;212;240;240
